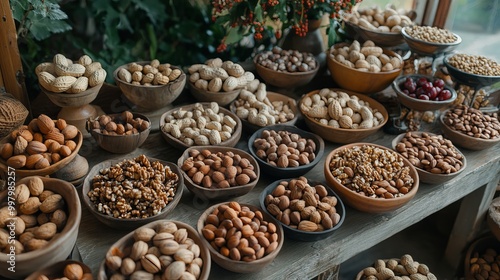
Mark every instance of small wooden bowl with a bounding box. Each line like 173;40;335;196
0;131;83;178
197;202;284;273
324;143;419;213
253;55;319;89
327;43;402;94
0;177;81;279
355;259;402;280
443;53;500;88
299;89;389;144
114;61;186;111
177;146;260;201
247;124;325;178
42;82;103;107
229;91;299;134
26;260;92;280
82;157;183;230
401;27;462;57
86;112;151;154
187;80;240;106
159;103;242;149
343;20;405;48
464;236;500;279
98;220;211;280
391;132;467;185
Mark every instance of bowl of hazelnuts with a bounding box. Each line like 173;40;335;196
86;111;151;153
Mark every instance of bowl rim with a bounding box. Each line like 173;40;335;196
253;52;320;76
113;61;186;88
439;109;500;143
247;124;325;172
324;142;420;203
391;131;467;178
26;260;91;279
258;178;346;237
81;156;184;223
42;82;103;97
401;26;462;46
443;53;500;79
344;19;404;36
392;74;458;105
187;79;241;95
86;112;152;137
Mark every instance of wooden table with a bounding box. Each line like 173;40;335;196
75;117;500;279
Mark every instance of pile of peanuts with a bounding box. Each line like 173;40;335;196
404;25;457;44
255;47;317;73
252;129;317;168
201;201;280;262
300;88;385;129
443;105;500;140
161;102;239;146
117;59;183;86
88;111;150;135
344;5;413;33
264;177;341;232
189;58;255;92
359;254;437;280
328;144;414;198
180;148;257;189
395;132;465;174
447;54;500;76
468;245;500;279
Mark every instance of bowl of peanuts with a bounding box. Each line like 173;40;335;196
82;155;184;230
439;105;500;150
443;53;500;88
177;146;260;201
392;131;467;185
401;26;462;57
26;260;92;280
324;143;419;213
197;201;284;273
259;177;345;241
326;41;403;94
247;124;325;178
356;254;437;279
113;60;186;111
299;88;389;144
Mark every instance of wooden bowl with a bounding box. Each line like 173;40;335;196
98;220;211;280
391;132;467;185
0;131;83;178
464;236;500;279
439;111;500;150
247;124;325;178
229;91;299;134
86;112;151;153
299;89;389;144
159;103;242;149
253;55;319;89
401;26;462;57
0;177;81;279
81;157;183;230
26;260;92;280
324;143;419;213
177;146;260;201
259;179;345;241
343;20;405;48
327;43;402;94
392;74;457;112
197;202;284;273
443;53;500;88
42;82;102;107
187;80;240;106
487;197;500;241
114;61;186;111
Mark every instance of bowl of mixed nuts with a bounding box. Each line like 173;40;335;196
82;155;183;230
401;25;461;56
26;260;92;280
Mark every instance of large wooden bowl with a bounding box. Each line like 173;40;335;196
26;260;92;280
299;89;388;144
42;82;102;107
98;220;211;280
254;55;319;89
82;157;183;230
327;43;402;94
401;26;462;57
187;80;241;106
0;131;83;178
324;143;419;213
177;146;260;201
114;61;186;111
0;177;81;279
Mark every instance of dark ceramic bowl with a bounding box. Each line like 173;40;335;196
443;53;500;88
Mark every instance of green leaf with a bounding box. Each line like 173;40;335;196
28;16;71;40
117;14;133;32
146;24;158;59
43;2;68;20
254;3;264;22
225;27;245;45
132;0;166;25
10;0;29;22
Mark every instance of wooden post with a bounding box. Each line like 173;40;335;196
0;1;31;116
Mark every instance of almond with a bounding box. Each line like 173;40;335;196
61;125;78;140
25;154;44;169
35;158;50;169
37;114;55;134
26;141;47;155
65;140;77;152
18;129;33;142
7;154;26;169
235;174;250;185
45;131;65;145
0;143;13;159
40;194;64;213
34;222;57;240
19;197;41;215
59;145;72;157
298;220;318;232
55;119;67;130
14;184;30;204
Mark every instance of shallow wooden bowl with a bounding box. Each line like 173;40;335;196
324;143;419;213
82;157;183;230
247;124;325;178
87;112;151;153
343;20;405;48
327;43;402;94
439;111;500;150
187;80;240;106
0;131;83;178
177;146;260;201
391;132;467;185
197;202;284;273
98;220;211;280
159;103;242;149
464;236;500;279
401;27;462;57
299;89;388;144
230;91;299;134
114;61;186;110
42;82;102;107
0;177;81;279
254;55;319;89
26;260;92;280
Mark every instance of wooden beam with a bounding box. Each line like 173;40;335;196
433;0;452;28
0;1;31;116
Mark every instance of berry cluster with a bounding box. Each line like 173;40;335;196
400;77;452;101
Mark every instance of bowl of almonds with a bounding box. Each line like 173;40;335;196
0;176;81;279
99;220;211;280
26;260;92;280
114;60;186;111
177;146;260;201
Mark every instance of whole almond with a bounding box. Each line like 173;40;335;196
134;227;157;242
0;143;13;159
37;114;55;134
25;238;48;251
34;222;57;240
39;194;64;213
14;184;30;204
64;263;84;280
298;220;318;232
19;197;41;215
27;176;44;196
